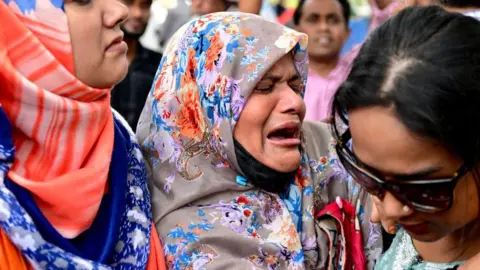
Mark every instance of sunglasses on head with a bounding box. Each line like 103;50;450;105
335;129;467;213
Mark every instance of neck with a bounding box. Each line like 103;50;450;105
309;56;339;78
126;38;138;64
413;227;480;263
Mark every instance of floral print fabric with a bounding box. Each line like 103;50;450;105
0;109;154;269
137;12;382;269
375;229;464;270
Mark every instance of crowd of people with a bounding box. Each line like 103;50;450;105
1;0;480;269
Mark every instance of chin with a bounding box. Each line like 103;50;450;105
90;70;128;89
270;151;301;173
109;60;129;85
310;50;337;60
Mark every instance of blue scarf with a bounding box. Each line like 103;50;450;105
0;107;154;269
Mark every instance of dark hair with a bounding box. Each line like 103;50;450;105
332;5;480;247
436;0;480;8
333;6;480;168
293;0;351;26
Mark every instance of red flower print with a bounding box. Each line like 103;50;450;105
205;32;224;71
237;196;249;205
176;88;206;140
181;48;197;87
321;156;328;165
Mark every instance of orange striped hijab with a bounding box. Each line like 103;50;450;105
0;0;113;238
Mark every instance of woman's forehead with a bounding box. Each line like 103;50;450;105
261;53;300;80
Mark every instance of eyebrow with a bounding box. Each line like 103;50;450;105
307;12;339;18
352;149;443;180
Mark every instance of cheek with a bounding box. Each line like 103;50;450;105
68;15;102;79
300;25;316;38
437;176;479;230
142;10;150;22
331;27;347;43
234;97;273;150
299;97;306;119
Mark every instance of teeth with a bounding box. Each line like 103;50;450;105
319;37;330;45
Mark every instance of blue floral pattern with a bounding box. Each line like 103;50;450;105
138;12;381;270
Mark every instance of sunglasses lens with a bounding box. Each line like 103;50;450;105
398;183;453;212
336;145;455;213
337;147;384;197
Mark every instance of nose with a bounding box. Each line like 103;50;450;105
316;19;329;33
278;84;306;120
130;4;142;19
104;0;129;28
378;192;414;221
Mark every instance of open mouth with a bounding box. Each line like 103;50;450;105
267;123;301;147
314;36;332;46
267;127;299;140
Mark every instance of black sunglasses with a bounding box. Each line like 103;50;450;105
335;129;467;213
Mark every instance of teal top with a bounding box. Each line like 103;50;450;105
375;229;464;270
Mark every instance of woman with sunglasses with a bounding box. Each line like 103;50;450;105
332;6;480;269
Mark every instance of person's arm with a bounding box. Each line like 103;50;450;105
238;0;263;14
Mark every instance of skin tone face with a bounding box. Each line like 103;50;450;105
65;0;129;88
234;53;306;173
119;0;152;37
296;0;350;62
349;106;480;262
191;0;226;15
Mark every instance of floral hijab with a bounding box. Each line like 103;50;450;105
137;12;382;269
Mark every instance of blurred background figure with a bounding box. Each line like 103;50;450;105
294;0;351;121
340;0;400;53
395;0;480;17
191;0;238;16
438;0;480;18
239;0;263;13
140;0;190;56
139;0;238;77
111;0;162;130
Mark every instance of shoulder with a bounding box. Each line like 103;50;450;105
302;121;334;159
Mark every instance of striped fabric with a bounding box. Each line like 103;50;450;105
0;0;114;239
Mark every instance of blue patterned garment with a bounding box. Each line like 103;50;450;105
0;107;154;269
137;12;382;270
375;229;464;270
